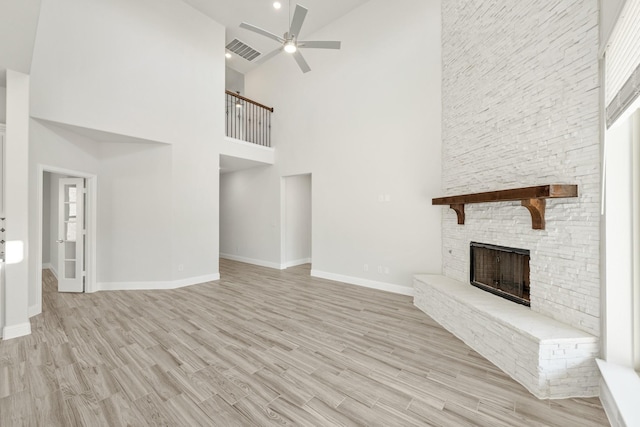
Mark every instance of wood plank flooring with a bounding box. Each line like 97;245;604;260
0;259;609;426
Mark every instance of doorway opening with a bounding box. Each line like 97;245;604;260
281;174;312;269
34;165;97;316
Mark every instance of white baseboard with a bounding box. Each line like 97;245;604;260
43;264;58;279
2;322;32;340
597;359;640;427
98;273;220;292
220;253;285;270
28;304;42;317
283;258;311;268
310;270;415;296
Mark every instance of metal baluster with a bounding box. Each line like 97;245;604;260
225;94;231;136
223;91;273;146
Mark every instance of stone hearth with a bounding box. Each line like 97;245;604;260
413;274;599;399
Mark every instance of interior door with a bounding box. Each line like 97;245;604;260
57;178;85;292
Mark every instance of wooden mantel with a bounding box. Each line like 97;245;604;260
432;184;578;230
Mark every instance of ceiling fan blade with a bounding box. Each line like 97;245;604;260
257;47;283;64
292;50;311;73
239;22;284;43
289;4;308;38
298;41;341;50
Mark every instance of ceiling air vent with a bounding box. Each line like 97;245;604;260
226;39;261;62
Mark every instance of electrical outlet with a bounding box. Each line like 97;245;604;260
178;264;184;272
384;194;391;202
363;264;369;272
384;267;390;274
378;265;383;273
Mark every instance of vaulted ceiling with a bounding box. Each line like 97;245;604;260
0;0;369;83
181;0;371;74
0;0;42;85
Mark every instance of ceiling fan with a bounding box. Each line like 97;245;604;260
239;3;341;73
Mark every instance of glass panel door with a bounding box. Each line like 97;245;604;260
58;178;84;292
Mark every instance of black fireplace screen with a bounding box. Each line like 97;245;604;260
470;242;530;306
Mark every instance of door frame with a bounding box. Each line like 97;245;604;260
33;164;97;316
280;173;312;269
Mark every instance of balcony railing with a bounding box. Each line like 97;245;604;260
225;90;273;147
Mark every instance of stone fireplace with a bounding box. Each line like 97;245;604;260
415;0;601;400
414;188;601;399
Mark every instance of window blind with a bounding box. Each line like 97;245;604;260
605;0;640;128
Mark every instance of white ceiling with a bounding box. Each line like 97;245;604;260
220;154;271;174
0;0;42;86
0;0;370;81
35;118;171;145
181;0;371;74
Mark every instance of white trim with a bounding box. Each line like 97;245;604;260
280;177;286;267
35;165;98;315
42;264;58;279
283;258;311;268
597;359;640;427
310;269;415;297
0;126;4;338
220;253;285;270
600;375;622;427
2;321;32;340
224;136;275;152
97;273;220;291
48;265;58;279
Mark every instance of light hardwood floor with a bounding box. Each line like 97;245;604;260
0;259;609;426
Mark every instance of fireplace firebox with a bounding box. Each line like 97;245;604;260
470;242;530;306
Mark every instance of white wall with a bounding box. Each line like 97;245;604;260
0;87;6;123
170;139;220;283
97;142;172;283
225;67;244;93
220;166;282;268
42;171;67;277
42;172;50;265
4;70;30;338
49;173;58;276
30;0;222;146
601;0;626;45
0;0;42;75
604;114;634;365
23;0;225;314
283;174;311;266
235;0;442;291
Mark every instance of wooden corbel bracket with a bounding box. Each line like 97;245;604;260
521;198;546;230
449;203;465;225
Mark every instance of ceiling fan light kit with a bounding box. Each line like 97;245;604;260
284;40;297;53
239;3;341;73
